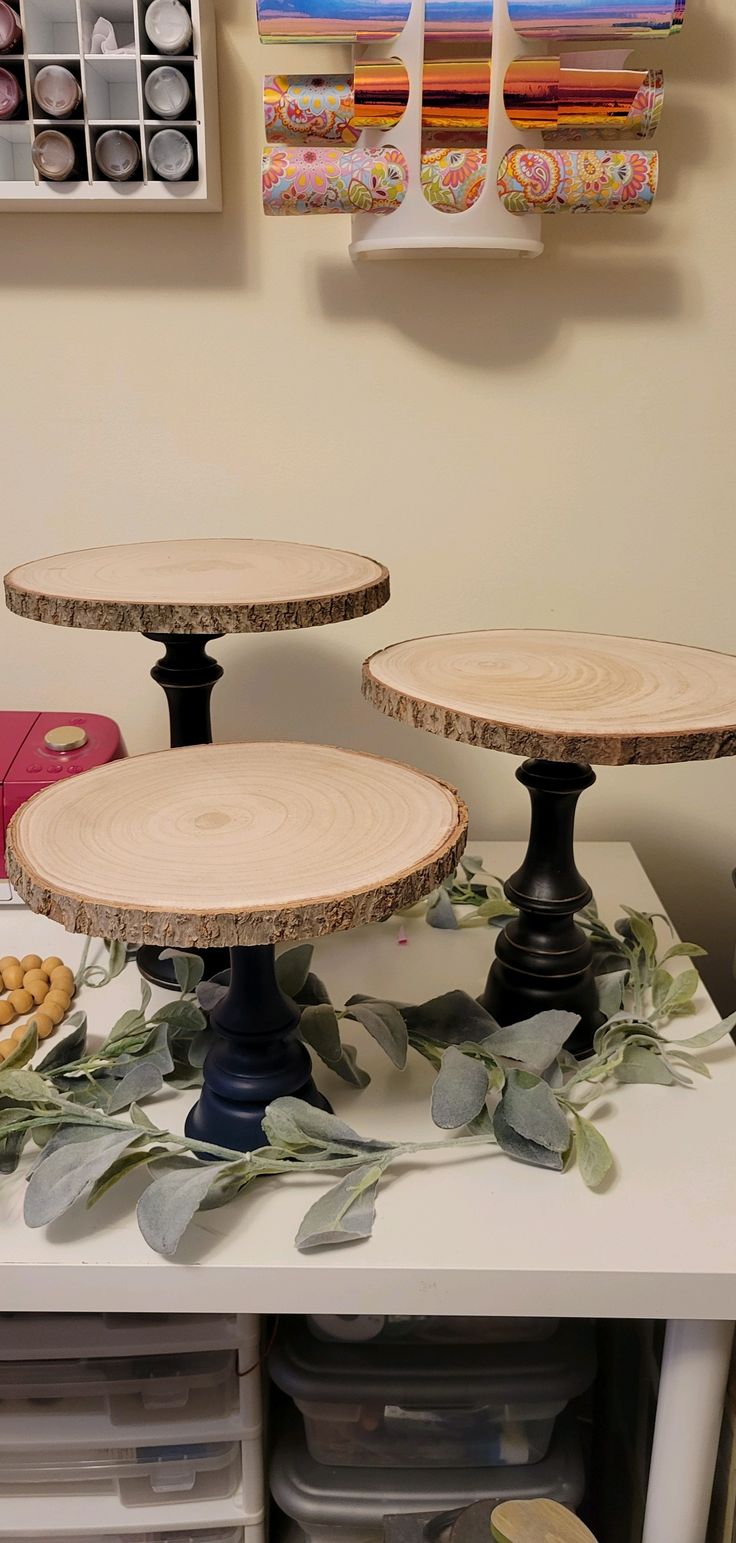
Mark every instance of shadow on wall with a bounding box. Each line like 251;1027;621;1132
310;0;732;366
0;0;252;291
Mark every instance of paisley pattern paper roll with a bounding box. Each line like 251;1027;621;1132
256;0;410;42
508;0;684;39
264;64;409;145
262;144;408;214
420;148;487;213
497;146;658;212
505;60;663;141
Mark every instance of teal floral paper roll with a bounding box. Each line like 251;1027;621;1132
497;146;658;212
262;145;408;214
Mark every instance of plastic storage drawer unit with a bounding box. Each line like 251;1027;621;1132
307;1319;559;1345
270;1320;595;1468
0;1351;238;1435
270;1412;586;1543
0;1531;245;1543
0;1314;253;1360
0;1441;241;1506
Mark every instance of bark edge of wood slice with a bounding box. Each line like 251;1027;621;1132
7;741;467;948
491;1500;598;1543
363;629;736;766
4;539;390;635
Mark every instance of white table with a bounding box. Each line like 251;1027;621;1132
1;842;734;1543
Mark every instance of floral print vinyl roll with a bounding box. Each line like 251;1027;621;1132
497;146;658;213
264;75;360;146
262;145;408;215
420;148;487;213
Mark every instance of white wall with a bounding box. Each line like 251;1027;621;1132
1;0;735;1006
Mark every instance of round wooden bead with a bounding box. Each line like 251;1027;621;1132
2;965;24;991
11;1022;30;1043
41;999;65;1026
26;979;49;1006
9;989;33;1015
29;1013;54;1039
0;1000;15;1026
0;956;19;973
46;988;70;1011
23;968;49;984
41;956;64;975
50;967;74;992
19;954;42;973
0;1039;14;1059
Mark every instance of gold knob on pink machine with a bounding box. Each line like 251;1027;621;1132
44;725;88;752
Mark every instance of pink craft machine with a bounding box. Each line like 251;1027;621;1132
0;711;126;880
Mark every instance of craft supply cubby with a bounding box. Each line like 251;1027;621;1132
0;0;220;208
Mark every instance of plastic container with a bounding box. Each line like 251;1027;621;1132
270;1320;595;1468
0;1350;238;1435
307;1318;559;1345
1;1530;245;1543
0;1312;254;1360
0;1440;241;1506
270;1411;586;1543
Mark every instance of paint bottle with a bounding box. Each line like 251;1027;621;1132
144;64;190;118
148;126;193;179
0;2;21;52
94;128;140;180
33;65;82;118
144;0;192;54
32;128;77;180
0;64;21;118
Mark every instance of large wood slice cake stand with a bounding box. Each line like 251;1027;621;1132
7;741;466;1152
4;538;390;990
363;629;736;1056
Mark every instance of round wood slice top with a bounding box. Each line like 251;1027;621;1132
7;742;467;948
363;629;736;766
491;1500;597;1543
4;539;390;634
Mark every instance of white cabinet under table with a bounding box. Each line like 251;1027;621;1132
0;842;734;1543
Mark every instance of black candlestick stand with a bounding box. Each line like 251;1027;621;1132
137;633;230;990
480;759;604;1057
185;943;331;1152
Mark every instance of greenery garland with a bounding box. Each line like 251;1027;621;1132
0;857;733;1259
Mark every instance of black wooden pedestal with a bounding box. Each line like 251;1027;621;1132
480;759;604;1057
185;943;331;1153
137;632;230;991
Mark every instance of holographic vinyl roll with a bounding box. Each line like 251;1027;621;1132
504;59;664;140
507;0;684;40
262;144;408;214
424;0;492;41
256;0;410;43
264;62;409;145
497;145;658;212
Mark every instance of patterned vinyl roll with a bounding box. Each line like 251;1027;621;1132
262;144;408;214
507;0;684;39
497;145;658;212
264;63;409;145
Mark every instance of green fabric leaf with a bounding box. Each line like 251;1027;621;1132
0;1025;38;1070
572;1113;614;1189
295;1162;383;1251
500;1070;570;1153
676;1012;736;1050
160;948;206;995
107;1062;164;1113
621;908;658;964
0;1068;59;1105
24;1128;143;1227
136;1160;237;1256
426;889;459;930
262;1097;388;1155
275;945;313;998
431;1047;489;1130
596;970;627;1020
151;999;205;1035
344;1001;408;1069
38;1013;88;1072
299;1004;370;1088
661;942;707;963
483;1011;579;1075
652;967;700;1017
492;1105;564;1171
616;1044;678;1085
402;990;498;1046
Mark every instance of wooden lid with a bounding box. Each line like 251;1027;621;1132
363;629;736;766
7;742;467;948
5;539;390;634
491;1500;597;1543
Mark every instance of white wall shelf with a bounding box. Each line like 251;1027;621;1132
0;0;220;209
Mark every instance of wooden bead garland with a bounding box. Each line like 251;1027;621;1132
0;954;76;1058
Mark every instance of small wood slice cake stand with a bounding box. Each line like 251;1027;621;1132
7;741;466;1153
363;629;736;1056
5;538;390;990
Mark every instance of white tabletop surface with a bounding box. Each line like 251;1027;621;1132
1;841;734;1321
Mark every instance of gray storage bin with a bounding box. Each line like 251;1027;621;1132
270;1320;595;1468
270;1411;586;1543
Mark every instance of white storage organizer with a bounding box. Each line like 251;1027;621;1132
0;1313;247;1359
0;0;220;208
0;1440;242;1505
1;1532;245;1543
270;1411;586;1543
269;1318;595;1468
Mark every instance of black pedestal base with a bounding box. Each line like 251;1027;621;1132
137;944;231;991
480;759;604;1059
185;943;331;1155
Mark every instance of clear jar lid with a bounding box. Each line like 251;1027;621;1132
149;127;194;180
33;64;82;117
145;64;190;118
0;2;21;51
32;129;76;180
0;63;21;116
95;128;140;180
144;0;193;53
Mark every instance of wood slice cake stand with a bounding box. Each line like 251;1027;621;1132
363;629;736;1055
7;741;466;1152
5;539;390;990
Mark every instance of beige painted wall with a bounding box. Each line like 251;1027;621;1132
1;0;734;1007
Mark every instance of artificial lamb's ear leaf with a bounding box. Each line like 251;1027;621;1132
344;1001;408;1069
403;990;498;1046
572;1113;614;1189
24;1127;143;1227
107;1061;164;1113
160;948;206;995
675;1012;736;1050
651;967;700;1018
596;970;627;1020
426;889;459;930
299;1004;370;1088
492;1105;564;1171
150;1000;205;1035
38;1012;88;1072
615;1044;678;1085
197;978;228;1013
483;1011;579;1075
136;1160;241;1256
431;1047;489;1130
275;945;314;998
262;1098;387;1155
500;1070;570;1153
295;1162;383;1251
0;1025;38;1071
